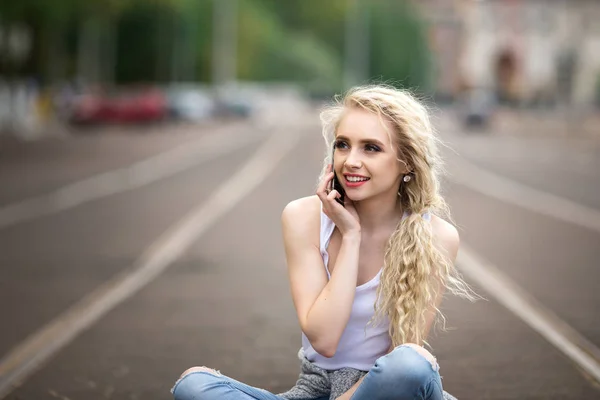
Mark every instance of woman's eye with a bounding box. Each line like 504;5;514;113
334;141;348;149
365;144;381;152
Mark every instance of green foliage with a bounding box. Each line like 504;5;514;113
0;0;433;92
237;0;342;89
114;2;169;83
238;0;433;92
250;0;348;58
0;0;127;23
368;1;433;92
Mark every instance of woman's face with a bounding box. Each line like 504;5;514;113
334;107;409;202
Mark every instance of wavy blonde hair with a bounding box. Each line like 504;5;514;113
318;84;478;348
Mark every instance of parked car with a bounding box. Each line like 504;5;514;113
165;85;216;122
69;88;167;125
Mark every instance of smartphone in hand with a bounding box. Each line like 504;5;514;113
331;150;346;206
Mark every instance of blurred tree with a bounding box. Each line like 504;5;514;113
115;2;173;83
366;0;433;92
0;0;75;81
237;0;342;91
0;0;432;93
114;0;210;84
251;0;348;58
241;0;432;93
0;0;185;83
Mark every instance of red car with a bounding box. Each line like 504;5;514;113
70;88;167;125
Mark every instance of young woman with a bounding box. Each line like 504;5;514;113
172;85;475;400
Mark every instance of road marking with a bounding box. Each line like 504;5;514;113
446;149;600;382
448;154;600;234
458;244;600;384
0;126;269;230
0;128;303;398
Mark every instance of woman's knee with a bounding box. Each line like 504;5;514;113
375;344;440;386
399;343;439;371
171;366;223;400
180;366;223;379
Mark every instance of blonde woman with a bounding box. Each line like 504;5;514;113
172;85;475;400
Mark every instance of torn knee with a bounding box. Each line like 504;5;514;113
179;366;222;380
401;343;439;370
172;366;224;398
375;344;440;388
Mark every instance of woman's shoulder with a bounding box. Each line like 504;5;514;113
429;214;460;262
282;195;321;216
281;195;321;236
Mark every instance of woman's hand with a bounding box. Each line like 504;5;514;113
316;164;361;237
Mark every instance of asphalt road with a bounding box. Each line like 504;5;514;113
0;109;599;400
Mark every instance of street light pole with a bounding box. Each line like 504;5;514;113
344;0;370;91
212;0;238;88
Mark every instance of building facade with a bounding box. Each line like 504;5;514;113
417;0;600;107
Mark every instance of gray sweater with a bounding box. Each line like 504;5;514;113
278;348;458;400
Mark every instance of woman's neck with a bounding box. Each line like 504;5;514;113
354;192;404;234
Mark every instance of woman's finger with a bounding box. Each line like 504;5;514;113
316;171;334;198
327;189;340;202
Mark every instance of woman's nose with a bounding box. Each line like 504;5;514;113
344;152;363;169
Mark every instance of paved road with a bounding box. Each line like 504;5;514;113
0;109;599;400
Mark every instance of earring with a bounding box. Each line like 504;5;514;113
398;174;412;196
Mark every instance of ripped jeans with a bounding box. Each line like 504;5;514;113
171;344;444;400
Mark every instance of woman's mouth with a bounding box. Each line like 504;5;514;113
344;175;370;188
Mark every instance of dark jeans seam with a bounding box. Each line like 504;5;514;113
423;374;443;398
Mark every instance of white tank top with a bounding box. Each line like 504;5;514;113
300;206;430;371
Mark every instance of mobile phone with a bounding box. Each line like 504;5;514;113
330;149;346;206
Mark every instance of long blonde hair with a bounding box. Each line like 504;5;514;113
319;85;477;347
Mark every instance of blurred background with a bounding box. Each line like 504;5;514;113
1;1;600;399
1;0;598;135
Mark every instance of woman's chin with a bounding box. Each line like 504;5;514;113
346;189;395;203
345;193;365;202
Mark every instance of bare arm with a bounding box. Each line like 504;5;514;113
282;197;361;357
307;232;361;356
